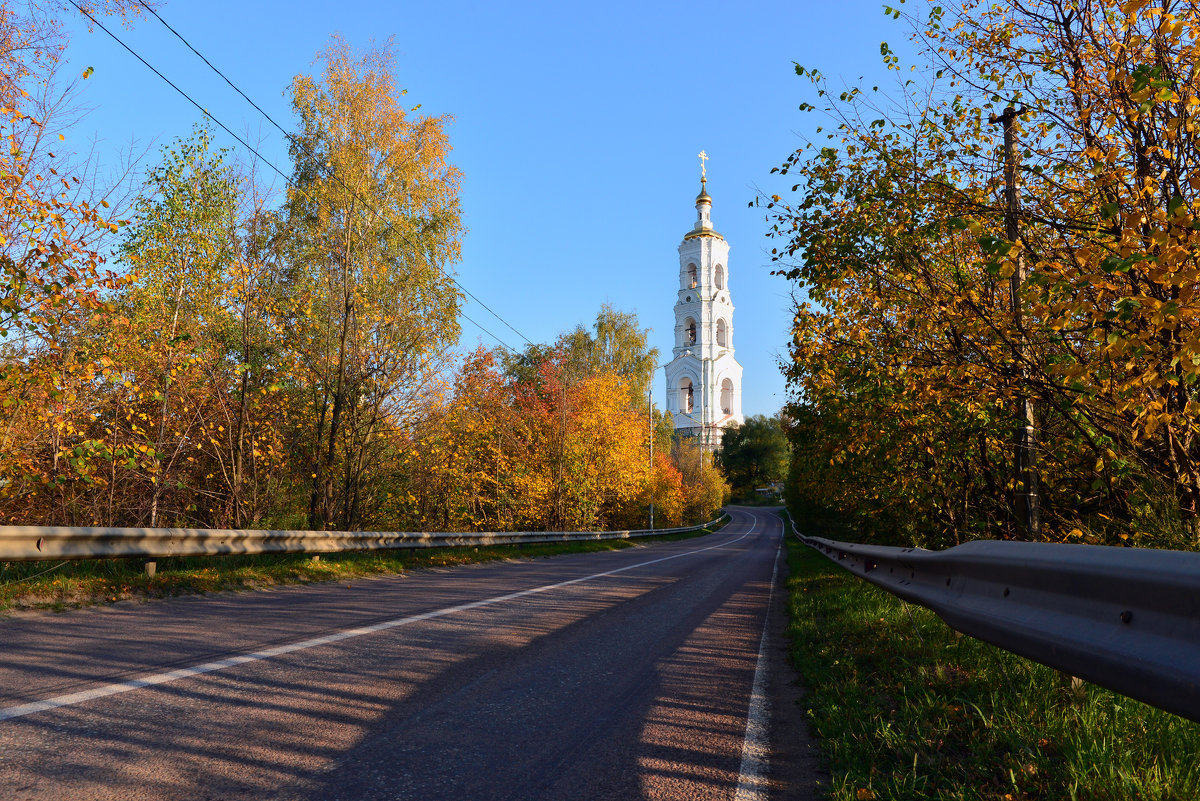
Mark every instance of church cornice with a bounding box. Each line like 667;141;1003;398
682;228;725;242
667;349;702;364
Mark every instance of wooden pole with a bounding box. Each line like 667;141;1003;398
992;106;1040;540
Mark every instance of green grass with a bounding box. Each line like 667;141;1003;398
781;513;1200;800
0;522;725;614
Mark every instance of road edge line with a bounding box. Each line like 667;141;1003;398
733;518;782;801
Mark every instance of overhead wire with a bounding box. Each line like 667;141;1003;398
66;0;291;186
132;0;534;349
71;0;531;352
457;317;515;353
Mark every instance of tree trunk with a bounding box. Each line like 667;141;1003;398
150;281;185;528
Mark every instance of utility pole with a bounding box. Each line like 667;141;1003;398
991;105;1040;540
648;387;655;530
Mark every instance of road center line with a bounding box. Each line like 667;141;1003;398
1;520;756;722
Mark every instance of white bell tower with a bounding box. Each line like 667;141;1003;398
664;152;744;449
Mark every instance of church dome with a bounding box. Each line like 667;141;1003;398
687;175;720;239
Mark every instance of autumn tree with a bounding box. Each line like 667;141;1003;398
672;437;730;524
559;303;660;406
0;6;139;522
646;451;685;528
392;338;662;534
103;126;296;529
550;368;649;530
502;307;663;530
770;0;1200;548
284;36;463;530
115;126;242;525
217;201;294;527
0;1;153;108
394;347;533;532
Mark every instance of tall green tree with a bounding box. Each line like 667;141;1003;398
716;414;789;499
119;126;240;526
564;304;660;405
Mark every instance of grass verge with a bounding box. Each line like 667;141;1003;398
0;520;726;615
781;513;1200;800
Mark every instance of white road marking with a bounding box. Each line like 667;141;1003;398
733;516;782;801
1;521;756;722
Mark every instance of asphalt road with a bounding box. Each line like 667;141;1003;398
0;506;821;800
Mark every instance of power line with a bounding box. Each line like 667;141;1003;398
135;0;293;145
132;0;535;350
458;307;515;352
66;0;291;187
71;0;532;353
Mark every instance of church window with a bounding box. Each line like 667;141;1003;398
680;378;695;414
721;378;734;415
684;317;697;346
715;264;725;289
716;318;728;348
687;263;698;289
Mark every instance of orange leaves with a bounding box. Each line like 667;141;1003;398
0;98;133;517
649;451;685;527
395;331;678;535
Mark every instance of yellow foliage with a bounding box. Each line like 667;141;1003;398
771;0;1200;546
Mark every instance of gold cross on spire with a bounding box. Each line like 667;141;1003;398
698;150;709;179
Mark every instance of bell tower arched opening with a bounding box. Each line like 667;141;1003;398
679;377;695;414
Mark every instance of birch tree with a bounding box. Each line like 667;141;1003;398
284;36;463;530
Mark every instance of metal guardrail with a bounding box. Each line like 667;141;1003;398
0;514;730;562
784;516;1200;724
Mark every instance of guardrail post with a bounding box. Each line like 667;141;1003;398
144;560;156;578
1059;672;1086;702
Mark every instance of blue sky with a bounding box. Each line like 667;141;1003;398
59;0;912;417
